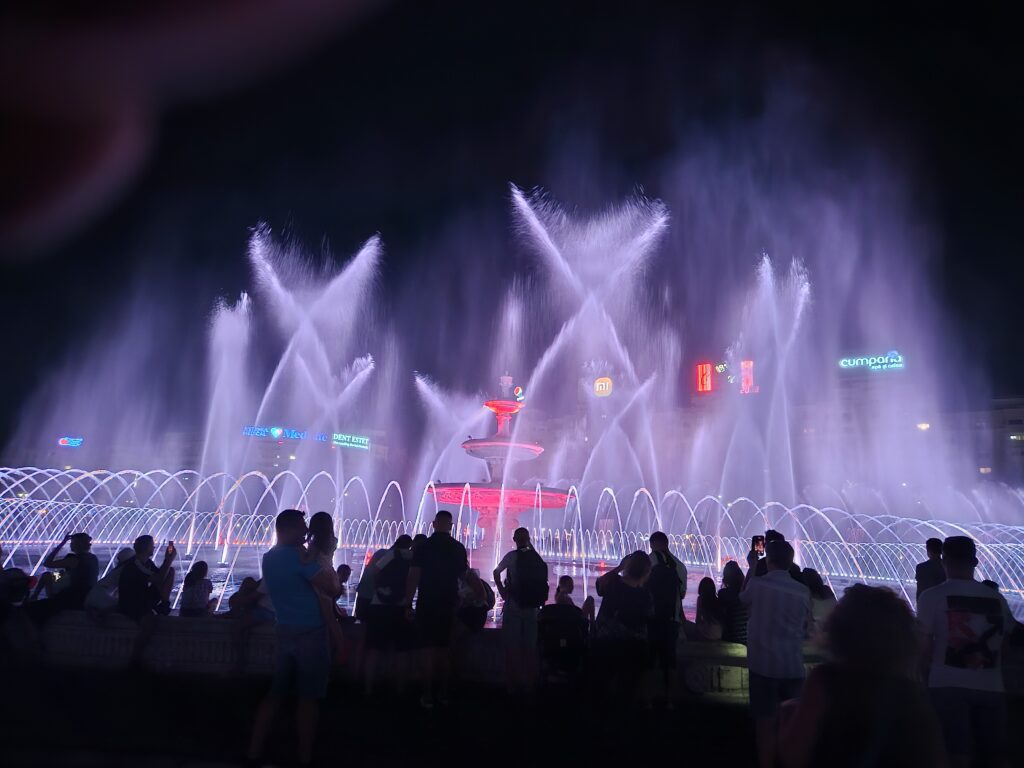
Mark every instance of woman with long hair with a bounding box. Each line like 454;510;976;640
179;560;214;617
306;511;345;664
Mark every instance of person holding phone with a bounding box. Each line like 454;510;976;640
117;535;177;665
118;535;177;622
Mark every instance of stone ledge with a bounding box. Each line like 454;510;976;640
36;612;1024;696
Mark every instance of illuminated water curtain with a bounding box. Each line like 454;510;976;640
2;467;1023;611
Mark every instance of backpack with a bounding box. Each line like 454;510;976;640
511;548;549;608
648;551;682;620
374;554;410;605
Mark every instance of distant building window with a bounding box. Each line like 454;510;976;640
1007;419;1024;425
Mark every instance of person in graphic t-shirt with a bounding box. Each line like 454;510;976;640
917;535;1012;768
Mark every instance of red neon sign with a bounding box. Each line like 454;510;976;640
696;362;713;393
740;360;756;394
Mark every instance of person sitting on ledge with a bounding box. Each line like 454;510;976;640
26;532;99;625
84;547;134;620
119;536;177;664
179;560;215;617
119;536;176;621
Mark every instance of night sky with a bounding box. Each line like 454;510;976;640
2;1;1022;439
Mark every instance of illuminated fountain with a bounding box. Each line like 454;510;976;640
4;168;1024;617
427;375;569;569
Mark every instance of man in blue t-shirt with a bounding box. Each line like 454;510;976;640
248;509;340;767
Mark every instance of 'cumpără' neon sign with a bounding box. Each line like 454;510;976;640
838;350;905;372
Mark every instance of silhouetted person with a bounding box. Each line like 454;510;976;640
741;540;812;768
718;560;749;644
354;547;387;622
403;510;468;708
539;575;589;683
84;547;134;618
227;576;274;674
801;568;837;632
335;563;352;616
779;585;947;768
247;510;340;767
595;551;654;707
306;511;345;662
457;567;494;633
693;576;723;640
917;536;1012;768
494;527;549;694
915;537;946;601
26;532;98;623
361;535;414;696
119;535;177;664
179;560;214;617
748;529;803;584
646;530;687;706
119;535;176;620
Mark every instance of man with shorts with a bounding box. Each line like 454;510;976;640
740;539;811;768
646;530;686;707
494;527;548;694
403;510;467;708
917;535;1012;768
248;510;340;767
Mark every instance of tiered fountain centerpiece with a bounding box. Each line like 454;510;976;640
427;375;569;568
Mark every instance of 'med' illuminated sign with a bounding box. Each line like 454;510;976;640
242;425;372;451
838;350;905;372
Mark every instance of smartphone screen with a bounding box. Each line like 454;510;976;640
752;535;765;556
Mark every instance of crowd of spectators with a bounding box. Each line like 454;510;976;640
0;513;1019;767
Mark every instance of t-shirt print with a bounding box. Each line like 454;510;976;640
943;594;1005;670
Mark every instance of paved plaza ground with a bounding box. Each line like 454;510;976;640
2;661;756;767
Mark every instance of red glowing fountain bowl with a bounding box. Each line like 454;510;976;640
427;483;569;514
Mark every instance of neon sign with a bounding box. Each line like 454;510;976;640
243;425;307;440
696;363;713;393
513;386;525;403
593;377;613;397
332;433;371;451
57;437;84;448
740;360;758;394
242;425;371;451
838;350;904;372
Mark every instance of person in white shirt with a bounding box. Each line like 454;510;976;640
917;535;1012;768
740;539;811;768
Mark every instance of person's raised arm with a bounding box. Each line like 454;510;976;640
739;576;757;605
596;556;628;596
42;533;74;569
155;541;177;583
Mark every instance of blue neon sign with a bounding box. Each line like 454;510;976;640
57;437;84;448
242;425;371;451
838;350;905;372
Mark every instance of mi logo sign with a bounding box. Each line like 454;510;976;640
593;377;614;397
